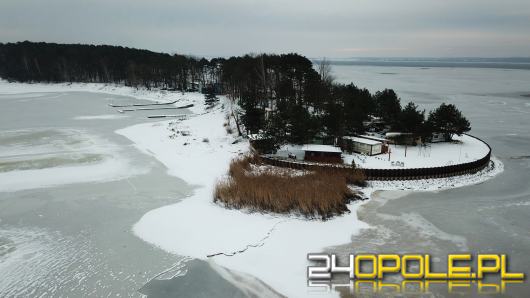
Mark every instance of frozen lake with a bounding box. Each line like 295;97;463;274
331;65;530;297
0;91;249;297
1;62;530;297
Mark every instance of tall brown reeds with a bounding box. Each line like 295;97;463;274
214;155;366;219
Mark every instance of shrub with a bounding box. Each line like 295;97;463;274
214;155;365;219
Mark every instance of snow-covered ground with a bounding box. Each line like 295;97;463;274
0;81;504;297
346;135;489;169
115;94;372;298
277;135;490;169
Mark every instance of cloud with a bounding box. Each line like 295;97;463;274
0;0;529;57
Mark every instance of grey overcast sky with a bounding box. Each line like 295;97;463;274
1;0;530;58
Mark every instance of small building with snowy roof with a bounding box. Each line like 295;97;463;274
301;144;343;163
343;136;383;156
430;132;447;143
385;132;422;145
359;134;390;144
248;133;275;154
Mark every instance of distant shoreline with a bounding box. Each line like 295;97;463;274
319;58;530;70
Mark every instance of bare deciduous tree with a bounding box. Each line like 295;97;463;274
318;57;335;86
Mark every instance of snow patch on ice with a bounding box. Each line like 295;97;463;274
73;114;128;120
0;128;147;193
0;79;201;108
0;158;142;193
378;211;468;250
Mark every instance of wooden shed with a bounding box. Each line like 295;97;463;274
248;134;275;154
301;144;343;163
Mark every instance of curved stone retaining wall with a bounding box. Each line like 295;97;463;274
260;134;492;181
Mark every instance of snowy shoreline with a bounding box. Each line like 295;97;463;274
111;90;503;296
1;81;505;297
0;80;202;112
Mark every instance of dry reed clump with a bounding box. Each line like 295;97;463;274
214;155;366;219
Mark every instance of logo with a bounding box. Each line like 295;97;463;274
307;253;525;294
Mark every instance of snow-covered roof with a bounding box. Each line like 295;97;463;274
344;136;382;146
359;135;388;142
301;144;342;153
248;133;272;140
386;132;413;137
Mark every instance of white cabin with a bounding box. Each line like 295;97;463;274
431;132;446;143
343;137;383;156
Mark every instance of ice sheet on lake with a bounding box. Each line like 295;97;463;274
0;128;147;192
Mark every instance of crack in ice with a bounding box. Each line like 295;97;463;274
206;219;288;258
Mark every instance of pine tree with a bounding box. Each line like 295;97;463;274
427;103;471;140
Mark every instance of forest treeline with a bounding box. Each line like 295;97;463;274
0;41;470;144
0;41;218;90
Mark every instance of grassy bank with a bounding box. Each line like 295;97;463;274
214;155;366;219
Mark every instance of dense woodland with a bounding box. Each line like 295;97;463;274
0;41;470;145
0;41;218;90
